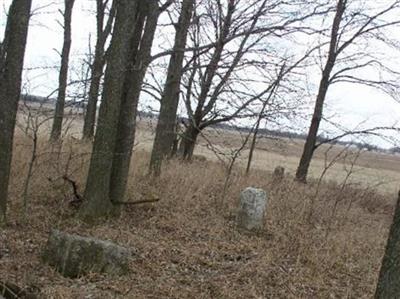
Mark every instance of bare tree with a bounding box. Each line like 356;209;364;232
50;0;75;141
295;0;400;182
245;83;279;175
149;0;195;175
0;0;32;224
174;0;326;160
243;55;318;175
17;102;53;221
82;0;116;140
178;0;238;159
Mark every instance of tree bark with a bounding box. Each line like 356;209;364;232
295;77;330;182
82;0;116;140
0;0;32;224
295;0;346;183
79;0;139;222
170;123;180;157
375;191;400;298
179;124;200;160
81;50;103;140
50;0;75;141
109;0;159;204
246;118;261;175
149;0;195;175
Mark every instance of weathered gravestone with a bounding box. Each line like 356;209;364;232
42;230;132;278
273;166;285;181
237;187;267;231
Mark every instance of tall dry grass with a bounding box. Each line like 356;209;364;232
0;130;395;298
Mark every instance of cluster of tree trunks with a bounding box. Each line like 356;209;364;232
79;0;143;220
79;0;167;220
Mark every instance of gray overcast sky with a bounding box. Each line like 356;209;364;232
1;0;400;147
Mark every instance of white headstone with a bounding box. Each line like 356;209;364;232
237;187;267;230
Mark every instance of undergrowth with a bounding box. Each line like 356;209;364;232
0;134;395;298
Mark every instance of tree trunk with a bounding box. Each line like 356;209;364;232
82;0;116;140
179;124;200;160
79;0;139;222
246;120;261;175
81;51;103;140
295;80;329;182
0;0;32;224
109;0;159;204
375;191;400;298
295;0;345;183
170;120;180;157
50;0;75;141
149;0;194;175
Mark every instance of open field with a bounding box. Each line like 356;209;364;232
133;116;400;195
193;128;400;195
16;103;400;195
1;108;398;297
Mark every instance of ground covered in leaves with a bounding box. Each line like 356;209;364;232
0;137;395;298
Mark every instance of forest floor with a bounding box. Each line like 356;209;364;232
1;110;398;298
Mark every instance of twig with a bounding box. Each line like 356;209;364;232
62;175;84;206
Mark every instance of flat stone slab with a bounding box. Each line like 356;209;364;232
42;230;132;278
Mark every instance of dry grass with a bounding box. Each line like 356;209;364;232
0;124;396;298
